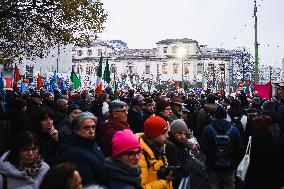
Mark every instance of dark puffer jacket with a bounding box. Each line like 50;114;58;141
60;133;107;187
201;119;243;172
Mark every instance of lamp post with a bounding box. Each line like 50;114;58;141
177;47;187;89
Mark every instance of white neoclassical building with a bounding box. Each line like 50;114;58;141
72;38;233;91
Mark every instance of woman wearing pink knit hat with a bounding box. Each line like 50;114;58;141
104;129;142;189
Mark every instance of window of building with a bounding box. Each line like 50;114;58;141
87;49;93;56
145;65;150;74
86;66;93;75
77;50;83;56
173;63;179;74
97;49;102;56
184;64;190;74
197;63;203;74
163;47;168;54
172;46;177;54
162;64;168;74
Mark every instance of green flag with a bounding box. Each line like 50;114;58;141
103;57;111;84
113;82;118;100
70;70;81;89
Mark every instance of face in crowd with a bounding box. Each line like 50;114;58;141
160;106;172;119
75;118;96;140
19;145;39;164
116;148;142;168
68;109;82;121
173;130;187;143
113;106;128;122
41;116;54;133
152;131;169;147
144;103;155;113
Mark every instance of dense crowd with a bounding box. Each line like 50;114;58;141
0;88;284;189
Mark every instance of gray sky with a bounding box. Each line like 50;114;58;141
100;0;283;67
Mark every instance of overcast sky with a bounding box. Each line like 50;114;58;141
100;0;283;67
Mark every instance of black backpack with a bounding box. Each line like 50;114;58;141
209;124;234;171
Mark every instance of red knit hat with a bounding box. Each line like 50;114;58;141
112;129;141;157
144;115;169;138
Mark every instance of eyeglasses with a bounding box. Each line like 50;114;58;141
123;150;142;159
20;147;38;153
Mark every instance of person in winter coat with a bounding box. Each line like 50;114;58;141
137;115;173;189
40;162;83;189
127;97;146;133
0;131;49;189
196;93;218;141
58;104;82;142
60;112;107;187
166;119;208;189
201;106;243;189
142;97;155;120
155;99;172;123
97;100;130;157
32;108;59;166
245;115;281;189
104;129;142;189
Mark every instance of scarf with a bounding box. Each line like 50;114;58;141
16;157;42;177
104;157;141;188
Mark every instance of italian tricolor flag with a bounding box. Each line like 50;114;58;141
95;53;103;95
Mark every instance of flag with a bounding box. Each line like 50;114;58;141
253;82;272;99
14;64;21;83
3;78;13;89
20;81;28;93
60;77;66;92
113;81;118;100
13;64;21;91
103;57;111;84
51;71;59;91
0;73;5;102
96;53;103;95
37;73;43;90
70;69;81;89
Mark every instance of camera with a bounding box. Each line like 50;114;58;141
157;165;180;179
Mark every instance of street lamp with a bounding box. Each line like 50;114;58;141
177;47;187;89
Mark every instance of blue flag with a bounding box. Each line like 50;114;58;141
0;73;5;102
51;71;59;91
60;77;66;92
20;81;28;94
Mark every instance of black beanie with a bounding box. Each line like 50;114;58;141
214;105;227;119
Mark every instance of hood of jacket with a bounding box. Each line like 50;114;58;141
0;151;49;180
204;103;218;113
211;119;232;133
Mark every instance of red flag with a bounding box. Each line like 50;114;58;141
4;78;13;89
14;64;21;83
37;73;43;90
253;82;272;99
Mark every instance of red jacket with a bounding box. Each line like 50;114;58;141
97;116;130;157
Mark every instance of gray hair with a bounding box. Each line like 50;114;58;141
109;100;127;114
72;112;97;130
56;99;68;106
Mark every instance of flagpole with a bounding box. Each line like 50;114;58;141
254;0;259;83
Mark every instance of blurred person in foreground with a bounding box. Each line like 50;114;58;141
105;129;142;189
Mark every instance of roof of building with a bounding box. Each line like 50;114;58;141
156;38;198;45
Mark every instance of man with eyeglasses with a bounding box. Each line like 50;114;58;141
97;100;131;157
60;112;107;187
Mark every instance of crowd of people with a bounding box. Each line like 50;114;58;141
0;88;284;189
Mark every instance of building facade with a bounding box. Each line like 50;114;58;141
72;38;236;92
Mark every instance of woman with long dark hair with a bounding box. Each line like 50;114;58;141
245;115;281;189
